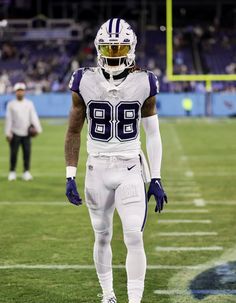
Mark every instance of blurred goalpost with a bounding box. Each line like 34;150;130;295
166;0;236;91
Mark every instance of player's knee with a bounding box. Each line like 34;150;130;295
95;230;112;248
124;231;144;250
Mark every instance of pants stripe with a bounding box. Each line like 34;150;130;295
141;184;148;231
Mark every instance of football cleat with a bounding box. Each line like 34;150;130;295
94;18;137;75
102;297;117;303
100;292;117;303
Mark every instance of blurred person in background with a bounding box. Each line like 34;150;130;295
5;82;42;181
182;96;193;116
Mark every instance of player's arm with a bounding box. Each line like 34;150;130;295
141;96;167;213
141;96;160;177
65;91;86;206
65;91;86;167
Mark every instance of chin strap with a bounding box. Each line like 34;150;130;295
102;68;130;80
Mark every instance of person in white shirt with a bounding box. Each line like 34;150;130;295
5;82;42;181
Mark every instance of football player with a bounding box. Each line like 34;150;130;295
65;18;167;303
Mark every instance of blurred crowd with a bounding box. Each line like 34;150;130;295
0;24;235;94
144;25;236;92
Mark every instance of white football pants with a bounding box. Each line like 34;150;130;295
85;155;147;303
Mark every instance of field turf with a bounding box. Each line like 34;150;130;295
0;118;236;303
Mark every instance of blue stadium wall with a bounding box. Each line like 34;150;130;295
0;93;236;117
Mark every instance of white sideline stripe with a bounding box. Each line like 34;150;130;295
156;246;223;252
0;264;208;270
163;209;209;213
193;199;206;207
158;220;212;224
154;289;236;295
157;232;218;236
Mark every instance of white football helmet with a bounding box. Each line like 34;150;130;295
94;18;137;75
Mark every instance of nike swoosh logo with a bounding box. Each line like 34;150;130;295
155;180;161;187
127;165;136;171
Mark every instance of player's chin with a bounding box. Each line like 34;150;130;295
107;58;125;66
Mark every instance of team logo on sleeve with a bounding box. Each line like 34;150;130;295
68;72;75;89
156;78;159;93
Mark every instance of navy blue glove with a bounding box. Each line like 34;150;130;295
147;178;168;213
66;178;82;206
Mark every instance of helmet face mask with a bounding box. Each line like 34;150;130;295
94;18;137;75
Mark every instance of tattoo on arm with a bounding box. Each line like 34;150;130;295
65;92;86;167
141;96;157;118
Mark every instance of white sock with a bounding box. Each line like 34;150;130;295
94;230;114;295
124;231;146;303
128;280;144;303
98;271;114;296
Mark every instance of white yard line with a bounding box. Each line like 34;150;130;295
2;171;233;177
193;199;206;207
154;289;236;295
2;201;205;207
169;125;183;152
156;246;223;252
166;201;197;205
0;202;66;205
206;200;236;205
193;172;236;176
0;172;85;177
165;187;200;191
171;193;201;197
1;200;234;206
158;220;212;224
163;209;209;213
185;170;194;177
161;201;236;206
0;264;208;270
157;232;218;236
166;181;198;185
187;154;236;159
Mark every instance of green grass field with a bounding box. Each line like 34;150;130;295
0;118;236;303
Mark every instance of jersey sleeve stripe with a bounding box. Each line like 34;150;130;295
148;72;159;97
69;68;84;98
